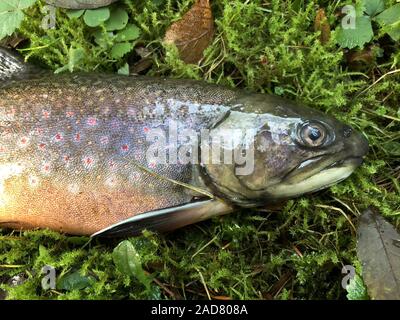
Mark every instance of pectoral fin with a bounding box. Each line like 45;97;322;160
91;199;233;238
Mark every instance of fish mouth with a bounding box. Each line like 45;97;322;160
323;156;363;171
265;155;364;199
313;156;363;186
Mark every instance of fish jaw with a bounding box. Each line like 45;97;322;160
264;157;361;198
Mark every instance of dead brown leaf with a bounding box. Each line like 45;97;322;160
164;0;214;64
0;35;26;48
131;46;154;74
357;207;400;300
314;8;331;44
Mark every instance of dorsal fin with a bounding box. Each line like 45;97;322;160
0;47;45;81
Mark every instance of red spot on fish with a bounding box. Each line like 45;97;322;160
55;133;63;141
42;163;51;173
108;160;116;169
63;155;71;162
83;156;95;168
100;136;109;145
75;133;81;142
143;127;150;133
121;144;129;152
87;117;97;126
19;137;29;146
66;111;75;118
42;110;50;119
39;143;46;150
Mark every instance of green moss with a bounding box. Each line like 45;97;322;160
0;0;399;300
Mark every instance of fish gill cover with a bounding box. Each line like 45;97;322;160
0;0;399;300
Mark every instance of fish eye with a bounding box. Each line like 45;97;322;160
298;121;327;147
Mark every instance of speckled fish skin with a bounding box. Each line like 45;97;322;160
0;51;369;236
0;73;239;234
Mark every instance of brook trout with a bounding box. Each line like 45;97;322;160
0;48;368;237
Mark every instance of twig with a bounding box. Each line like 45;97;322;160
0;265;25;268
356;69;400;97
196;269;211;300
315;204;357;234
153;278;178;299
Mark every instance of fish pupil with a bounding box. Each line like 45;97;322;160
308;127;321;141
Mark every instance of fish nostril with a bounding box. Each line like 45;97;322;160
343;126;352;138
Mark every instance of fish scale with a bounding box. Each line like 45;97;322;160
0;73;236;234
0;49;369;237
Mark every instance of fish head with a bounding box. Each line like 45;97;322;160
199;93;368;205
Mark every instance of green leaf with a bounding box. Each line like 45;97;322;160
57;272;94;291
54;47;85;73
376;4;400;41
115;24;141;42
346;274;369;300
363;0;385;17
83;7;110;27
66;9;85;19
112;240;152;290
0;0;36;40
117;63;130;75
274;86;285;96
104;8;129;31
93;29;113;47
335;15;373;49
111;42;133;59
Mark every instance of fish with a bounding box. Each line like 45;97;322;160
44;0;118;9
0;48;368;237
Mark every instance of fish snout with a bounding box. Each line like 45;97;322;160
342;125;369;159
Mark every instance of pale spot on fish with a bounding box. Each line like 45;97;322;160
68;183;80;194
28;175;39;188
100;136;109;145
41;162;52;175
87;117;97;126
105;176;118;188
0;163;25;207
